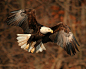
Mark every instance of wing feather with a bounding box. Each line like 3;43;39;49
50;22;80;55
6;10;29;32
73;36;80;46
6;9;43;34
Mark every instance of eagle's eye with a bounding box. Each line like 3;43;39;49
48;29;50;31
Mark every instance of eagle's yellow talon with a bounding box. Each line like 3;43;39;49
31;48;35;53
26;44;29;49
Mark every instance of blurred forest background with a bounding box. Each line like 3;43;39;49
0;0;86;69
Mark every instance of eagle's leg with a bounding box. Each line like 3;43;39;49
23;35;34;50
31;39;42;53
25;44;30;49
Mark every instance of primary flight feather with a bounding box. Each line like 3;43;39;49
6;9;80;55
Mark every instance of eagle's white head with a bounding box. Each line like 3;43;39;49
40;26;53;34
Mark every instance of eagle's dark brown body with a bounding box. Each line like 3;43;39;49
6;9;80;55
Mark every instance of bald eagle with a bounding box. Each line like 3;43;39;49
6;9;80;55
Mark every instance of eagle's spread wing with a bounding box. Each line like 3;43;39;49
6;9;42;33
6;9;29;33
49;22;80;55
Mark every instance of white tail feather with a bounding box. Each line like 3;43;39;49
17;34;31;37
41;43;46;50
21;44;27;48
18;41;27;46
39;47;43;52
17;34;46;53
36;42;46;53
17;34;31;50
17;37;27;40
17;38;27;43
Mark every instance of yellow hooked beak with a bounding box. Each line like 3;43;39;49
49;29;53;33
